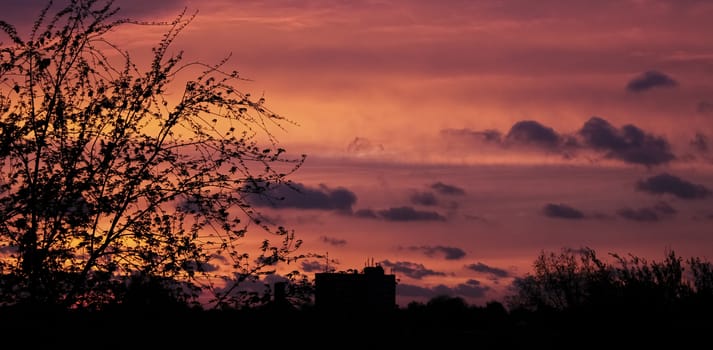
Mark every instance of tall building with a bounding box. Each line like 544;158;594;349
314;262;396;312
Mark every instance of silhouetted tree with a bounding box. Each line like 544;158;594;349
505;247;610;312
0;0;307;310
506;247;713;318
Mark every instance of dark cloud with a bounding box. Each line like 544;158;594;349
698;101;713;114
617;207;660;222
346;137;384;154
430;182;466;196
0;0;189;32
440;128;502;144
183;261;218;273
378;206;446;221
636;173;711;199
442;116;675;166
397;280;489;299
410;191;438;206
433;280;490;299
248;182;356;211
691;133;709;153
617;202;676;222
380;260;446;280
505;120;561;149
578;116;675;166
300;260;326;273
626;70;678;92
543;203;585;219
465;262;511;278
320;236;347;247
404;245;466;260
354;207;446;221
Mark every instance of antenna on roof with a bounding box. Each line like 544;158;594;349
325;251;329;272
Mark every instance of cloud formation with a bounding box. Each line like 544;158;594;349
626;70;678;92
617;202;676;222
505;120;561;150
248;182;356;211
543;203;585;219
410;191;438;206
320;236;347;247
578;117;675;166
300;260;326;273
380;260;447;279
441;116;675;166
404;245;467;260
430;182;466;195
465;262;511;278
434;279;491;298
397;279;490;299
355;206;446;221
690;133;709;153
636;173;712;200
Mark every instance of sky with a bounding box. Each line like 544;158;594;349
4;0;713;307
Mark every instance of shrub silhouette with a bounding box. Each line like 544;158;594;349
506;247;713;321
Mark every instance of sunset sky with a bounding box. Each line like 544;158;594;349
5;0;713;307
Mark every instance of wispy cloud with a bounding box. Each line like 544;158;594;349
403;245;467;260
543;203;585;220
355;206;447;222
464;262;511;278
380;260;447;279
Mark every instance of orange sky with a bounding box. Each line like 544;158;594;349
5;0;713;306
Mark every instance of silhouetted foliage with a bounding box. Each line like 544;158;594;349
0;0;308;310
506;246;713;320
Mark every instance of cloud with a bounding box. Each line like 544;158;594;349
0;0;190;28
430;182;466;196
248;182;356;211
404;245;467;260
441;116;675;166
626;70;678;92
617;208;660;222
698;101;713;114
397;279;490;299
440;128;502;144
410;191;438;206
377;206;447;221
464;262;511;278
353;207;446;221
300;260;326;273
617;201;676;222
346;136;384;155
320;236;347;247
380;260;447;279
690;133;709;153
433;279;491;298
542;203;585;219
505;120;561;150
578;116;675;166
636;173;712;199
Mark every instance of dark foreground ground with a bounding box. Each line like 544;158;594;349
1;305;711;348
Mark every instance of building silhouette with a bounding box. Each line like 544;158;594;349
314;261;396;312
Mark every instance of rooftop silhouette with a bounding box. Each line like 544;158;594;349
314;260;396;312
